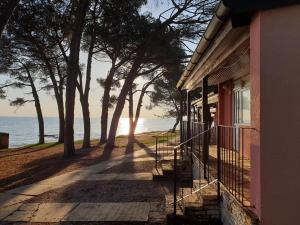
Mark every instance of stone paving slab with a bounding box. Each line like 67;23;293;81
0;193;32;207
64;202;150;222
2;202;151;222
7;184;54;196
3;203;78;222
86;173;152;181
31;203;78;222
4;209;34;222
0;203;21;220
3;203;40;222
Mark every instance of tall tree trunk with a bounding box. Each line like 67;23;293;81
64;0;90;157
79;34;94;148
128;86;134;141
0;0;20;35
130;75;161;137
131;87;146;135
80;95;91;148
45;60;65;143
54;60;65;143
78;1;98;148
105;56;143;150
35;42;65;143
171;94;180;132
57;97;65;143
172;115;180;132
99;61;116;144
24;65;44;144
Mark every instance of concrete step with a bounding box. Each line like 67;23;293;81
152;162;174;181
162;161;174;176
167;213;222;225
152;166;164;181
181;193;221;225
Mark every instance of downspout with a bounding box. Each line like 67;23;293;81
177;2;230;89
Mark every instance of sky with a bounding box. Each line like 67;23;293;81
0;1;197;119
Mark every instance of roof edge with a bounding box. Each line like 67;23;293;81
176;2;230;89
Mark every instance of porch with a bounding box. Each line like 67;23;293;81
153;122;253;224
179;122;252;206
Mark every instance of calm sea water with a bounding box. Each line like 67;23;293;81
0;117;176;147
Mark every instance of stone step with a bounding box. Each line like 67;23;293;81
179;179;193;188
181;193;221;225
152;162;174;181
167;213;222;225
162;161;174;176
152;166;165;181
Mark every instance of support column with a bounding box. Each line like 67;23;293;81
193;105;196;122
202;76;209;178
179;90;184;143
250;5;300;224
197;107;201;122
187;90;191;142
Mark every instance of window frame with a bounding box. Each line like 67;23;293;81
233;79;251;126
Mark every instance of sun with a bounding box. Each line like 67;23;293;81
118;118;145;135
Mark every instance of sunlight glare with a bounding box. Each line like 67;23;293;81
118;117;145;135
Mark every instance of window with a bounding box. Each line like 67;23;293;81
233;80;251;125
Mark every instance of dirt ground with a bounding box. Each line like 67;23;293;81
0;131;161;192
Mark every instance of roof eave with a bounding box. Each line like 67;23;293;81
177;2;230;89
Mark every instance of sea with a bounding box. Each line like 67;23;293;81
0;117;176;148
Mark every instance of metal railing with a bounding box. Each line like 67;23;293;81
173;125;212;214
154;131;179;169
217;125;252;206
172;124;252;216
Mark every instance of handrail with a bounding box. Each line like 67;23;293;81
176;179;218;203
218;124;253;129
169;179;218;205
154;130;179;169
174;126;214;150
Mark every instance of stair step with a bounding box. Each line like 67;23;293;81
152;166;164;180
152;162;174;181
162;161;174;177
167;213;222;225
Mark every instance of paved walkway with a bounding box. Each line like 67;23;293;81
0;146;170;223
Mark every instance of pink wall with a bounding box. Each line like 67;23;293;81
218;81;233;126
218;81;251;159
250;5;300;225
250;12;261;218
240;127;251;159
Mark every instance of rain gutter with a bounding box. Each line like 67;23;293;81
177;2;230;89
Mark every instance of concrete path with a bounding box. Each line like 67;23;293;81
0;146;165;223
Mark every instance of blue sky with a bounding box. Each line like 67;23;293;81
0;1;197;119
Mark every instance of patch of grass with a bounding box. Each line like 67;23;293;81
22;142;60;149
0;142;62;153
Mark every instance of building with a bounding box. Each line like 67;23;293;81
174;1;300;225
